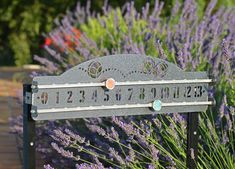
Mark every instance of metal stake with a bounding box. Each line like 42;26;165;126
186;112;199;169
23;84;36;169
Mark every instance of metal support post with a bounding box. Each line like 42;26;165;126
23;84;36;169
186;112;199;169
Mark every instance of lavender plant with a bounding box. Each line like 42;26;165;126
11;0;235;168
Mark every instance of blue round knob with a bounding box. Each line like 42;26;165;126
152;100;162;111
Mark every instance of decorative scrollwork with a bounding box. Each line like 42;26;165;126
87;61;102;78
144;58;168;78
143;58;155;74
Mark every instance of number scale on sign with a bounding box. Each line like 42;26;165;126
30;54;213;120
33;84;209;109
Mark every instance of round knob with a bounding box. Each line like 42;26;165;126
105;78;116;90
152;100;162;111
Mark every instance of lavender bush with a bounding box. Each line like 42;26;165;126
11;0;234;168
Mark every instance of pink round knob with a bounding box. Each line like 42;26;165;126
105;78;116;90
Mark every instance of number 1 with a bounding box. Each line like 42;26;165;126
173;87;179;98
92;90;97;102
56;92;59;104
151;88;157;98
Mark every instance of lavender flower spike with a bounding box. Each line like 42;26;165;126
44;164;55;169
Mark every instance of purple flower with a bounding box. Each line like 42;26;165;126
34;55;58;73
144;32;152;42
65;129;85;144
76;163;105;169
87;125;106;136
222;132;229;144
219;95;227;118
148;164;155;169
172;113;186;127
150;144;159;161
153;118;162;129
51;129;71;147
51;142;80;160
109;127;119;141
205;0;218;17
109;147;125;165
142;2;150;20
166;156;176;167
44;164;54;169
125;144;135;162
177;50;186;70
190;148;195;160
156;40;166;59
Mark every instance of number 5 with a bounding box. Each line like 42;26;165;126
104;89;109;101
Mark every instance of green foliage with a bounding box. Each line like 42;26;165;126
81;8;166;58
0;0;77;66
198;112;235;169
12;72;30;83
0;0;135;66
196;0;207;19
9;33;31;65
81;9;127;50
0;0;234;66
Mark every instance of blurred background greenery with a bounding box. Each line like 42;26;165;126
0;0;234;66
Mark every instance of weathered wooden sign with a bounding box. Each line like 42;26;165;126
23;54;214;169
30;54;212;120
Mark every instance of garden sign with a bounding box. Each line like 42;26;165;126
23;54;214;169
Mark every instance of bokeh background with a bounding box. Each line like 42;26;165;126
0;0;234;66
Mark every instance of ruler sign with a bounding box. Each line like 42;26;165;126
30;54;213;120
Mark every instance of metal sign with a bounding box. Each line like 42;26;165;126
23;54;214;169
30;54;212;120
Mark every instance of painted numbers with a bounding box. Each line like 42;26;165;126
36;85;205;106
